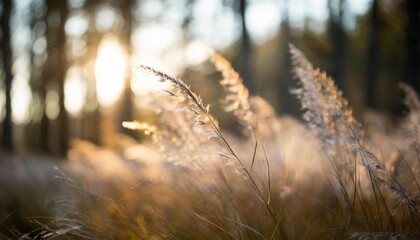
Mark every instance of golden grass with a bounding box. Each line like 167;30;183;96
1;46;419;239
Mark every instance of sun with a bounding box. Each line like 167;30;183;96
95;35;127;109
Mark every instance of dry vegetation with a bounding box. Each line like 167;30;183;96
1;46;419;239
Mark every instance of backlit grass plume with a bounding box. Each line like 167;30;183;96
13;46;420;240
131;65;283;238
131;65;255;178
290;44;361;148
211;53;281;139
290;44;361;199
400;82;420;112
290;44;419;236
132;65;219;135
400;83;420;145
211;54;252;130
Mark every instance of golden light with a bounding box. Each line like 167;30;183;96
45;89;60;120
64;66;86;117
11;72;32;124
130;68;167;96
130;24;181;96
95;35;127;108
185;40;212;66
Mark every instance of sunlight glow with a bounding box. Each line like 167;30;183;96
45;89;60;120
348;0;371;15
185;40;213;66
95;5;121;32
130;68;168;96
191;0;237;48
132;24;179;53
95;35;127;108
246;0;281;43
131;24;183;96
65;12;89;37
65;66;86;117
11;73;32;124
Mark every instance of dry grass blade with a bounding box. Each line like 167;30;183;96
193;213;240;240
259;137;272;206
250;137;258;176
219;217;267;240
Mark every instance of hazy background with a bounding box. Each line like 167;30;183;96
0;0;419;156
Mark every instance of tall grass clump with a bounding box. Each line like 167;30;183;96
132;64;285;238
290;45;419;238
9;46;419;240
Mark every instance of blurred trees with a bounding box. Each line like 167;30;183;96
0;0;419;156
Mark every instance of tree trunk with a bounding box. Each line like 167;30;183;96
79;1;100;145
278;0;294;114
237;0;254;93
366;0;381;109
57;1;69;155
1;0;13;151
405;0;420;93
328;0;347;92
28;1;47;152
43;0;69;156
118;0;135;136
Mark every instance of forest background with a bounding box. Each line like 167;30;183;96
0;0;418;156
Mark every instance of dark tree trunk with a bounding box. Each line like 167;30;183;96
82;0;104;145
43;0;69;156
328;0;347;92
237;0;254;93
56;1;69;155
28;1;47;152
405;0;420;93
366;0;381;109
40;2;52;153
1;0;13;151
84;33;100;145
118;0;135;135
278;0;293;114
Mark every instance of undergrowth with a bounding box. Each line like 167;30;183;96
2;45;419;239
